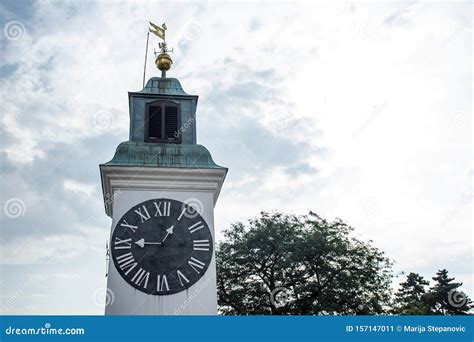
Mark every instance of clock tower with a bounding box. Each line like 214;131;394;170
99;25;227;315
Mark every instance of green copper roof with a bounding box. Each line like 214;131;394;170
102;141;225;169
138;77;191;96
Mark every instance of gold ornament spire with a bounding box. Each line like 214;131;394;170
149;21;173;78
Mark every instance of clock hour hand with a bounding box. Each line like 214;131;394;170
161;226;186;246
160;225;174;243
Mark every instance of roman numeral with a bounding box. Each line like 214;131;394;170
116;252;137;275
131;268;150;289
120;220;138;233
153;201;171;217
193;239;210;251
114;237;131;250
188;257;205;274
135;205;151;223
188;221;204;234
176;270;190;287
157;275;169;292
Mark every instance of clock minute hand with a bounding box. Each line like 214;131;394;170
134;238;162;248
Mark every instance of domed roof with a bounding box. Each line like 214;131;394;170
102;141;226;169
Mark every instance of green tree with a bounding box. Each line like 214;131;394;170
392;272;430;315
425;269;472;315
216;211;393;315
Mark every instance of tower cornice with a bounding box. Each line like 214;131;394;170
99;165;227;217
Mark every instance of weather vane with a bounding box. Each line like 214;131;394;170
143;21;173;85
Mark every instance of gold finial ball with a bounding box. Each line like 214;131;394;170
155;52;172;71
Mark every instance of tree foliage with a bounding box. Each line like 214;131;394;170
425;269;472;315
216;211;393;315
392;270;472;315
392;272;430;315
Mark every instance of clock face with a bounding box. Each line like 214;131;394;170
111;198;213;295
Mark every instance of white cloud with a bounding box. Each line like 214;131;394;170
1;234;92;265
63;179;96;197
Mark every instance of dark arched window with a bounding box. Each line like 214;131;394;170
145;100;181;143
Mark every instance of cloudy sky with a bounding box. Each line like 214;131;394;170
0;1;471;314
